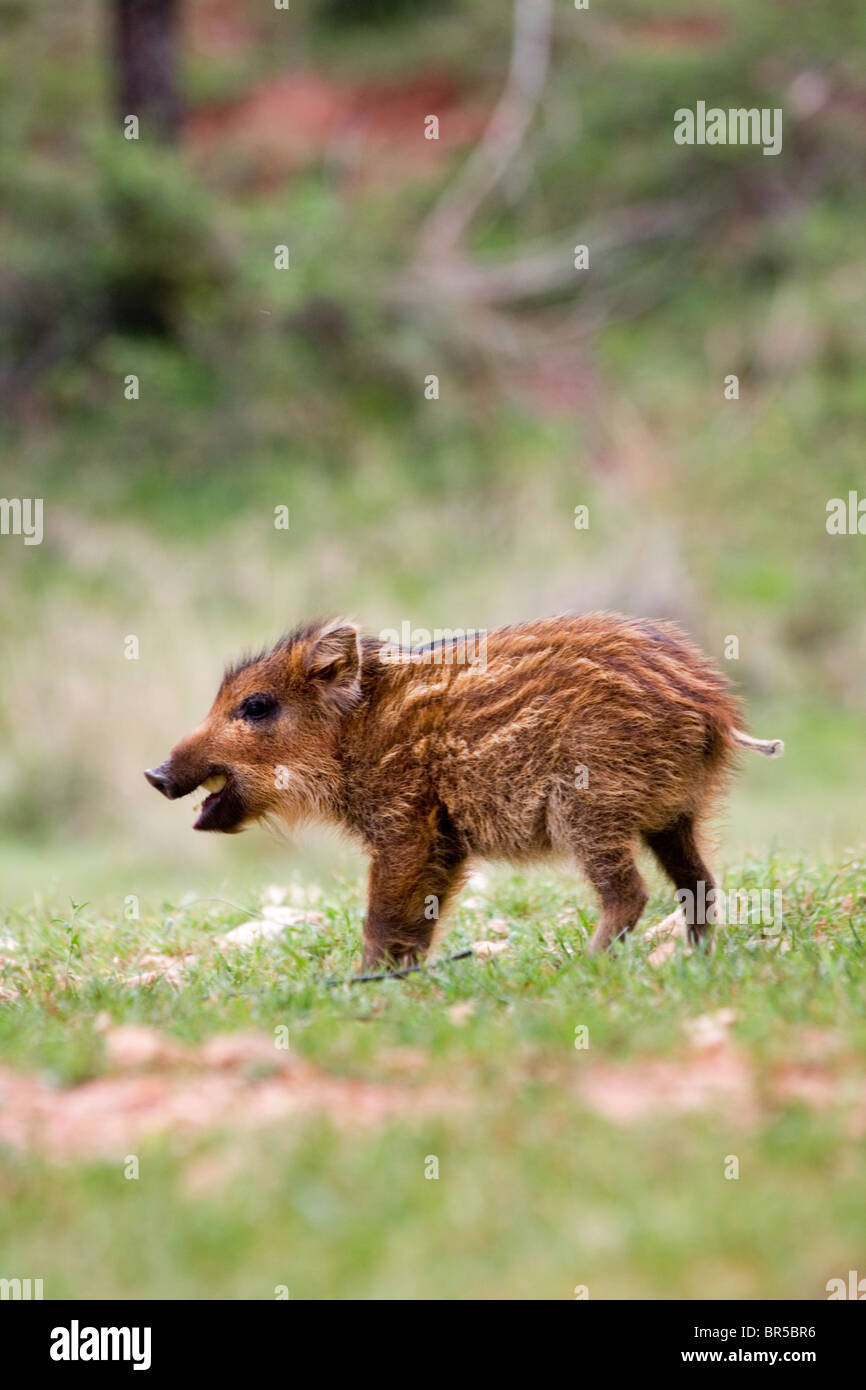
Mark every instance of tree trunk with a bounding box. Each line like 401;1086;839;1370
111;0;181;142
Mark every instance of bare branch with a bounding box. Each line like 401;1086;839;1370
416;0;554;260
395;198;713;308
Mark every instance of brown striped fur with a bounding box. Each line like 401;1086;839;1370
145;614;782;968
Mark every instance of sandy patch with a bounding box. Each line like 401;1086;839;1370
0;1026;458;1159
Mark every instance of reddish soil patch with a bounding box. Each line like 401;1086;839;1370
185;69;489;191
578;1044;759;1126
185;0;259;56
3;1018;861;1162
0;1027;457;1159
575;1018;866;1131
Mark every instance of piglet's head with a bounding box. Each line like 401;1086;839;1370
144;620;362;832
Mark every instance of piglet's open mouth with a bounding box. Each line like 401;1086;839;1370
192;773;245;833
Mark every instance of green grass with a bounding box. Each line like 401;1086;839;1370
1;854;864;1298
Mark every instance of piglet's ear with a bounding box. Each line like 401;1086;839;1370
302;620;361;694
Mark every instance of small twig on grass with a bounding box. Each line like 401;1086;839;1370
326;949;474;988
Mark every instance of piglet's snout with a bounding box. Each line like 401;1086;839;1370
144;757;207;800
144;761;180;798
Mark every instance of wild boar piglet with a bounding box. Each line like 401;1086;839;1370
146;614;783;968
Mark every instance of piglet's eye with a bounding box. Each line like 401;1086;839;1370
238;693;278;722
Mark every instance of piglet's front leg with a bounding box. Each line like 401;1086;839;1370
362;837;468;972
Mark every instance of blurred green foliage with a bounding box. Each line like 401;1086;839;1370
0;0;864;873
